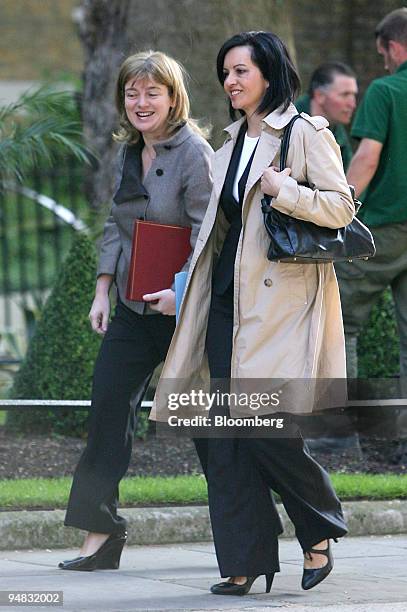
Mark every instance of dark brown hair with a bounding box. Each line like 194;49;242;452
375;8;407;49
216;31;300;120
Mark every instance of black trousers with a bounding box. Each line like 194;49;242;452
194;288;348;577
64;300;175;534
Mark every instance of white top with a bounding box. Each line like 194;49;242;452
233;134;259;202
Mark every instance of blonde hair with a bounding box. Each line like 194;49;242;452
113;50;209;143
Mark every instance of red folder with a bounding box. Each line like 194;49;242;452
126;220;192;301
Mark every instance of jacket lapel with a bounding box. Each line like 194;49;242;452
113;142;148;204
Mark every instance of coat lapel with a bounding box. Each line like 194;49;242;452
243;103;299;204
213;116;246;198
212;139;234;198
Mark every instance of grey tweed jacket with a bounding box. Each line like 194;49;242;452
97;123;213;314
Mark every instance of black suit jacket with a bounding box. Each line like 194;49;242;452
212;122;257;295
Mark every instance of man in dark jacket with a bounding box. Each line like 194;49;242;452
296;62;357;170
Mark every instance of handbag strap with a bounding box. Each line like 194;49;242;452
279;113;302;171
261;113;302;212
262;114;363;218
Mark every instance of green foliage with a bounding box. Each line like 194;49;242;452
358;289;400;377
0;86;91;184
7;232;101;435
135;411;151;441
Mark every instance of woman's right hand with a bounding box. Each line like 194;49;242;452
89;294;110;335
89;275;113;335
261;166;291;198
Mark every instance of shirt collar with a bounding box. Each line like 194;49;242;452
152;122;192;151
396;60;407;74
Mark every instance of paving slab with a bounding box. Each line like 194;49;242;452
0;535;406;611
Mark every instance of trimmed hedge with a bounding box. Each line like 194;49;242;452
358;289;399;378
7;231;101;435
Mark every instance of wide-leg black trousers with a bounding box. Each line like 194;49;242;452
194;288;348;577
64;300;175;534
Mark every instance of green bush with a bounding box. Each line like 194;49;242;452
358;289;399;377
7;231;101;435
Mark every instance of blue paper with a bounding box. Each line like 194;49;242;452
174;271;188;322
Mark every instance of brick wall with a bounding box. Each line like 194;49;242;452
292;0;403;96
0;0;82;80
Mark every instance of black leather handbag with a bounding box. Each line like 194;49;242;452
261;114;376;263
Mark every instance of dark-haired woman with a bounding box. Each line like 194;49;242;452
151;31;353;595
58;51;212;571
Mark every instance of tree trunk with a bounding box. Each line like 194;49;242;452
77;0;131;212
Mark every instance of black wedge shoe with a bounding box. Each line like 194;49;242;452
210;572;274;596
58;531;127;571
301;538;337;590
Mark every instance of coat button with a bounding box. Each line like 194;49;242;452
156;169;164;176
264;278;273;287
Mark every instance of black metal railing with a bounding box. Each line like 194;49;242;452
0;156;86;334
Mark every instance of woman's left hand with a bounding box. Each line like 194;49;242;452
261;166;291;198
143;289;176;315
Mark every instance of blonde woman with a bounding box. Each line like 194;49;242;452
59;51;212;571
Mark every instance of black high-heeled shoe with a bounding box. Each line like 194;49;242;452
58;531;127;571
210;572;274;596
301;538;337;590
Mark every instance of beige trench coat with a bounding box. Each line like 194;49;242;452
150;103;355;421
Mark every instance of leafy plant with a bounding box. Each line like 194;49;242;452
0;86;91;184
358;289;399;378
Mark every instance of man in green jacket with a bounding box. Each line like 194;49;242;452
338;8;407;455
296;61;357;170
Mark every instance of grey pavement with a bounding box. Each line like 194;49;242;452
0;535;406;611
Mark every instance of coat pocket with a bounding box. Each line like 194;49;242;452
277;262;310;308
